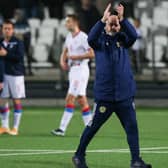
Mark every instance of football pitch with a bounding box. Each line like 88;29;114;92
0;106;168;168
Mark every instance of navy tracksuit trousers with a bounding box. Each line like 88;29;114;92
76;97;140;162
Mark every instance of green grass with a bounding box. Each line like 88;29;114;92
0;106;168;168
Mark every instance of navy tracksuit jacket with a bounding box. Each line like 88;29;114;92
0;36;25;82
88;19;137;102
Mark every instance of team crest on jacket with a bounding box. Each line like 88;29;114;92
99;106;106;113
9;42;17;49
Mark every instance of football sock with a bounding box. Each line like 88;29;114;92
0;103;10;128
59;104;75;132
82;107;92;126
13;103;23;130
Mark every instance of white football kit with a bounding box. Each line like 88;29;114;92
65;31;91;97
0;75;25;99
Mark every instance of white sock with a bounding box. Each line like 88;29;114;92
0;103;10;128
82;107;92;126
59;111;74;132
13;113;22;130
59;105;75;132
1;111;10;128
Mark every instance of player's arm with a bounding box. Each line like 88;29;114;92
0;58;4;90
116;4;137;48
60;47;69;70
88;4;111;49
0;47;7;57
0;41;24;61
68;48;94;61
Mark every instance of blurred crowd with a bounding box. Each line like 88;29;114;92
0;0;147;76
0;0;101;21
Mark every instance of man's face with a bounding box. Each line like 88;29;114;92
134;20;140;28
2;24;14;38
105;15;120;33
81;0;91;6
65;17;77;32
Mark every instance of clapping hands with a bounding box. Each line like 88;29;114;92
101;2;124;23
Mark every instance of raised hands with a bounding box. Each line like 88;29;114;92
101;3;111;23
116;3;124;21
101;3;125;23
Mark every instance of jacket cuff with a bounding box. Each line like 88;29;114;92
99;20;106;27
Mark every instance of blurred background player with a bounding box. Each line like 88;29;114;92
77;0;101;34
12;9;32;76
51;14;94;136
72;3;152;168
131;18;144;74
0;20;25;136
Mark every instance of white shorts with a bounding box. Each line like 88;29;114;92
68;65;89;97
0;75;26;99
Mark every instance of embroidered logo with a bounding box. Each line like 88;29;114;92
9;42;17;49
99;106;106;113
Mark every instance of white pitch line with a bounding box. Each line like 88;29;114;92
0;146;168;152
0;151;75;157
0;149;61;152
0;150;168;157
0;148;168;157
141;151;168;154
140;147;168;150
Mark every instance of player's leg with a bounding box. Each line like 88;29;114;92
7;75;25;135
0;75;11;134
51;94;76;136
77;65;92;126
59;94;76;133
9;99;23;135
77;96;92;126
73;101;114;168
115;98;152;168
0;99;10;134
52;68;81;136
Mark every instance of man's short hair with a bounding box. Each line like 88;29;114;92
2;20;14;27
111;10;118;16
66;14;80;25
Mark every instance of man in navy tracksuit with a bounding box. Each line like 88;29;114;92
72;3;152;168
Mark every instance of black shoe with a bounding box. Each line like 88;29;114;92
72;155;88;168
51;128;65;136
131;158;152;168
